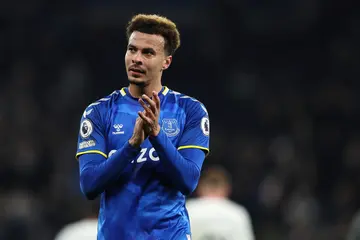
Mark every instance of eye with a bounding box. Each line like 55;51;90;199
143;49;155;57
128;46;136;53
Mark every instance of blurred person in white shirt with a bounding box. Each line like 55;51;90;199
54;201;98;240
186;165;255;240
347;210;360;240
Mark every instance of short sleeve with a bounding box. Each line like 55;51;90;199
177;101;210;155
75;105;107;159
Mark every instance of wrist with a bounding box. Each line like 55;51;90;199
151;124;161;137
128;137;141;148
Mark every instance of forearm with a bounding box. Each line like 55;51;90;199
79;141;140;199
149;130;205;195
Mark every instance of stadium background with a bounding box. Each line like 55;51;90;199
1;1;359;239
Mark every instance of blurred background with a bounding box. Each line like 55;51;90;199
1;1;359;239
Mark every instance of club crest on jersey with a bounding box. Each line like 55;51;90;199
201;117;210;136
162;118;180;137
80;119;93;138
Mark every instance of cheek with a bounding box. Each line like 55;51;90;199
125;53;132;65
149;64;162;73
150;60;164;71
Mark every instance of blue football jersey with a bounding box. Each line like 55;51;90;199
76;86;210;240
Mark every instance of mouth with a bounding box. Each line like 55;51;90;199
129;67;146;74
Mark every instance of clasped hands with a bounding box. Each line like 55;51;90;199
129;91;161;148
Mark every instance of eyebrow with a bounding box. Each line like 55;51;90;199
128;44;156;52
142;48;156;53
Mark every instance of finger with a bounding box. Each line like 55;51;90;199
138;111;153;125
142;94;157;113
138;99;155;119
135;117;144;126
153;91;160;111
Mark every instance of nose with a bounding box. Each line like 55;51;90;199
132;52;142;65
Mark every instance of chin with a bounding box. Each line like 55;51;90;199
128;77;147;86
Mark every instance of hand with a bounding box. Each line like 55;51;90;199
129;117;147;148
138;91;161;136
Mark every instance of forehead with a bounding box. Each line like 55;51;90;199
128;31;165;52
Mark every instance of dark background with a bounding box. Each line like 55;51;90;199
0;1;359;239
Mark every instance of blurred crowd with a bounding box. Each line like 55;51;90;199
1;1;359;239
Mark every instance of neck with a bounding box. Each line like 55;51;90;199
201;194;227;199
198;189;229;199
128;81;163;98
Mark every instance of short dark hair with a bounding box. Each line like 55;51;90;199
199;165;232;189
126;14;181;56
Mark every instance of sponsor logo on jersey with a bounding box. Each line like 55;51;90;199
112;124;125;135
79;140;96;149
109;148;159;163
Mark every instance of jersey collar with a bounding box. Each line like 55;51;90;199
120;86;169;102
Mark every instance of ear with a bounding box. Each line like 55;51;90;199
224;183;231;198
162;55;172;70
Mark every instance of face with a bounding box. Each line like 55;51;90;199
197;183;231;198
125;31;172;86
